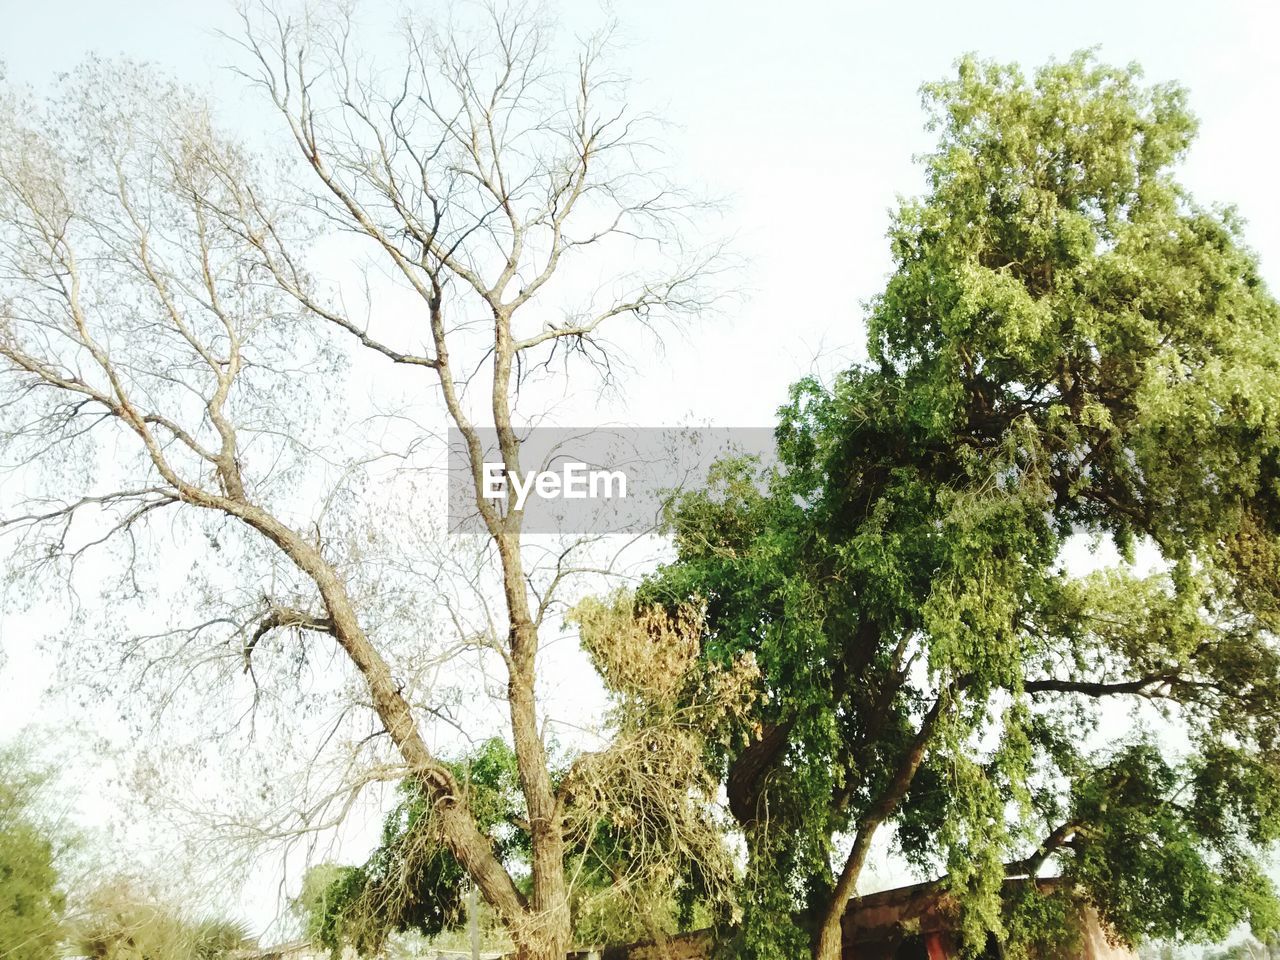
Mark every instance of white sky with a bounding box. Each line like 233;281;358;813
2;0;1279;939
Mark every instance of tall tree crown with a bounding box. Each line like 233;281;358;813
646;52;1280;960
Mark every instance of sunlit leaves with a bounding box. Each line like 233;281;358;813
649;50;1280;959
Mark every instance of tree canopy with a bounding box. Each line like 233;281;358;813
640;51;1280;960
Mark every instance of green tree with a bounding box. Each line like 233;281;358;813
642;52;1280;960
292;740;516;958
0;745;66;960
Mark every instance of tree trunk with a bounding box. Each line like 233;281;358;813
812;693;951;960
511;930;571;960
489;319;572;955
813;921;845;960
812;834;869;960
508;651;571;956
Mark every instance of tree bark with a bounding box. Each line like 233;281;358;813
489;305;571;958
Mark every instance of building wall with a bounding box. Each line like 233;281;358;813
565;881;1137;960
840;881;1136;960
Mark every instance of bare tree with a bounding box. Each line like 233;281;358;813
0;5;731;957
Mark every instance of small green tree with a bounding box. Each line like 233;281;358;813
291;743;510;958
642;52;1280;960
0;745;66;960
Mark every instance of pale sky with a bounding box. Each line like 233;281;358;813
2;0;1279;939
5;0;1279;431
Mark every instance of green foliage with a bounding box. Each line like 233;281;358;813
0;745;66;960
297;732;723;955
293;739;521;957
645;51;1280;959
294;863;374;957
999;884;1082;960
1067;742;1279;945
74;886;255;960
